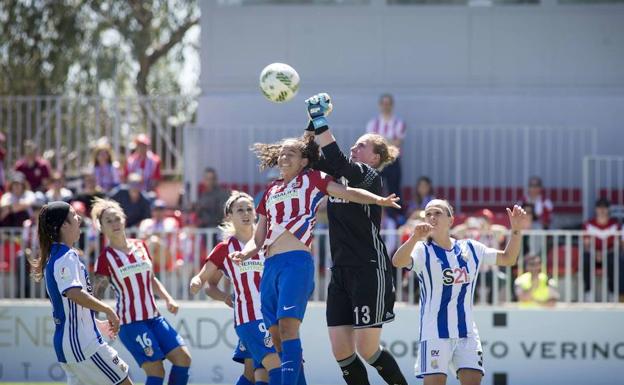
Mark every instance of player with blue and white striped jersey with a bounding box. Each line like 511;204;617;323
393;199;528;385
30;201;132;385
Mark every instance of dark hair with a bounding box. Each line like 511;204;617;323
252;135;319;171
204;167;217;175
415;176;433;205
528;176;543;187
595;197;611;208
379;93;394;105
30;205;67;282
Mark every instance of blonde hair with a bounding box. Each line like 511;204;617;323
91;197;127;232
361;134;400;170
252;135;319;171
218;191;255;237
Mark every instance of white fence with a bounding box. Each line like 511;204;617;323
0;95;194;177
1;228;622;304
583;155;624;221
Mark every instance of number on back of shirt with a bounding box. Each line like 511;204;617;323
354;305;370;324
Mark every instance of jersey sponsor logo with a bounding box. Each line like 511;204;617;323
442;266;470;285
266;189;299;208
239;259;264;273
328;177;349;204
118;260;151;278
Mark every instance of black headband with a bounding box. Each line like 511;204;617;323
45;201;71;231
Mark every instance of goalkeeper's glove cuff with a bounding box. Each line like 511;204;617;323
311;117;329;134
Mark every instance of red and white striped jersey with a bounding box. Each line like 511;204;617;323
366;115;406;142
205;237;263;326
257;169;332;249
94;239;159;324
583;218;622;250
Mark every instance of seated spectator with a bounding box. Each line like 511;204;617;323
124;133;161;192
71;168;106;216
195;167;229;229
71;200;99;269
92;140;121;191
514;254;559;307
139;199;180;284
522;176;554;229
14;140;51;192
45;171;73;202
406;176;434;220
109;172;152;228
582;198;623;301
0;171;36;227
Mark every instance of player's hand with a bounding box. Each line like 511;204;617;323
412;222;433;239
166;298;179;315
96;318;116;340
105;308;120;335
189;276;203;295
376;193;401;209
507;204;529;232
224;294;234;308
305;93;333;130
229;251;248;265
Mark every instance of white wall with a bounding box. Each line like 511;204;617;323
1;301;623;385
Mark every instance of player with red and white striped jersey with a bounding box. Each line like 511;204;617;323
91;198;191;385
393;200;529;385
231;134;400;385
190;191;280;385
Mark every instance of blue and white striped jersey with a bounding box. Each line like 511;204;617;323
410;239;497;341
45;243;103;363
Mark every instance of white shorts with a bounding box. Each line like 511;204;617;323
415;336;484;378
61;343;129;385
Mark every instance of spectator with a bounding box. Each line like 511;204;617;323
19;196;46;298
523;176;554;229
406;176;434;220
366;93;406;210
14;140;52;192
195;167;229;229
45;171;73;202
71;200;99;269
71;168;106;216
582;198;623;301
0;171;36;227
139;199;180;288
0;132;6;193
92;141;121;191
514;254;559;307
124;133;161;192
109;172;152;228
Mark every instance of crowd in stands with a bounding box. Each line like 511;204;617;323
0;93;623;304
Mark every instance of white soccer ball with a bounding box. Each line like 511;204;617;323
259;63;300;103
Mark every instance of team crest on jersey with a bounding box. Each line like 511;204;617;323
264;336;274;348
144;346;154;357
59;267;69;281
431;359;439;369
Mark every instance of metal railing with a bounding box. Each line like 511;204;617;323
0;95;195;178
1;227;621;305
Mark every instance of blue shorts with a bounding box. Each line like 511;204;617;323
118;316;185;367
236;320;276;367
260;250;314;328
232;339;253;364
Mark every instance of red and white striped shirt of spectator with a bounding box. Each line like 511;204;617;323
205;236;263;326
124;152;161;191
523;194;553;229
94;239;159;325
257;169;332;250
365;115;407;144
583;218;622;251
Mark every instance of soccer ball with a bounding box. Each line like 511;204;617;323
259;63;300;103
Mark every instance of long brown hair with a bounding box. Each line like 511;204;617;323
218;191;254;238
361;133;400;171
30;206;64;282
252;134;319;171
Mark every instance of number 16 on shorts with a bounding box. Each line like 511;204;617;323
136;332;154;357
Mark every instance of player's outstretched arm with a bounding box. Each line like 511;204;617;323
189;260;216;295
392;223;433;268
327;181;401;209
495;205;529;266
